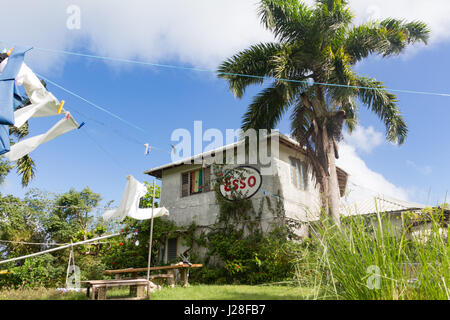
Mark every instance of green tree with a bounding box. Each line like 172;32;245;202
217;0;429;225
45;187;102;243
0;193;47;259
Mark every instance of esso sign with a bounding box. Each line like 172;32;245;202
219;166;262;201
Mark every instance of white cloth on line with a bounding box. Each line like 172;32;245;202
102;175;169;221
13;63;65;128
15;63;45;95
4;115;79;161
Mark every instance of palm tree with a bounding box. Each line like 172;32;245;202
218;0;429;225
0;93;37;187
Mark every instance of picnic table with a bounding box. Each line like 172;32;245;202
82;279;151;300
103;264;203;287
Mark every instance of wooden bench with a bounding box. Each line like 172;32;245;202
103;264;203;287
82;279;151;300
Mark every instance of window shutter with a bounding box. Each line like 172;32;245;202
290;158;298;188
203;166;211;192
167;238;178;262
181;172;189;197
302;161;309;191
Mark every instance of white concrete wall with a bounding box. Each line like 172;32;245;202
275;143;322;223
160;163;218;227
158;143;323;245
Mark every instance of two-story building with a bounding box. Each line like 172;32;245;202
144;132;348;263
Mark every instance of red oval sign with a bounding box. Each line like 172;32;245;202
219;166;262;201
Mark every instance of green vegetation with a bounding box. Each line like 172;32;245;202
148;285;312;300
0;285;313;300
186;166;305;285
0;288;87;300
294;208;450;300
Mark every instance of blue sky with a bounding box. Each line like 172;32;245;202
1;0;450;208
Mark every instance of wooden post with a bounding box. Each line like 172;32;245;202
91;286;97;300
146;181;156;299
168;270;175;288
180;269;189;287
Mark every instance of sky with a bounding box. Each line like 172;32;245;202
1;0;449;208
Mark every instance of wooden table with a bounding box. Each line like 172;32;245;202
103;264;203;287
82;279;151;300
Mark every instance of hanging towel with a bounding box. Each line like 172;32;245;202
198;169;203;190
4;115;79;162
102;175;169;221
0;125;9;155
0;46;32;125
193;170;200;193
13;63;64;128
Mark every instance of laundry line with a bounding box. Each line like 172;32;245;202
0;239;68;246
36;73;171;155
0;239;109;246
0;232;121;265
28;45;450;98
0;200;119;211
66;106;143;147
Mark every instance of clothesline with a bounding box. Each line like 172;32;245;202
0;200;118;210
0;239;107;246
80;127;130;175
36;73;171;155
27;45;450;98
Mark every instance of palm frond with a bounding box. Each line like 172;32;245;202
258;0;314;42
345;18;430;63
242;80;304;130
16;155;36;187
9;122;29;139
290;100;314;144
314;0;354;37
217;42;283;98
340;97;358;133
357;77;407;144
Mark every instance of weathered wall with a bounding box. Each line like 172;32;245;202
158;142;325;260
275;143;322;223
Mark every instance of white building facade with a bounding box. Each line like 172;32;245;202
145;133;348;263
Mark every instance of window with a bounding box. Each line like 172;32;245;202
181;166;211;197
289;157;308;191
167;238;178;262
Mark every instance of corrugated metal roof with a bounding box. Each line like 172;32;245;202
340;195;426;216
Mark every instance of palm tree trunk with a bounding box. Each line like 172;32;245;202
326;139;341;227
315;122;341;226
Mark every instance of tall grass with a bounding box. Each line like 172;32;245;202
297;208;449;300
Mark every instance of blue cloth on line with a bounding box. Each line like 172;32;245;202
0;124;10;155
0;46;32;125
0;46;32;156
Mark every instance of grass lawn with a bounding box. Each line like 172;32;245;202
0;288;87;300
137;285;311;300
0;285;313;300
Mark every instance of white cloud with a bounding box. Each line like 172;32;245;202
336;142;409;202
1;0;274;72
1;0;450;74
406;160;432;175
343;125;383;153
338;125;412;202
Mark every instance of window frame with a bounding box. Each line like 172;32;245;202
289;157;309;191
180;166;211;198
